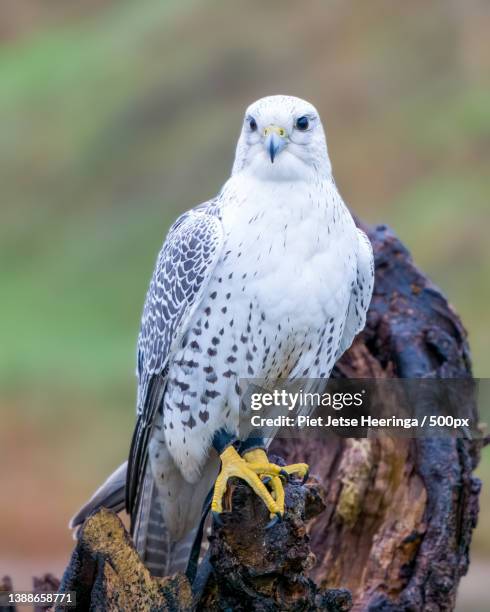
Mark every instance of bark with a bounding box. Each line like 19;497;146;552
58;508;192;611
48;480;348;611
196;467;352;611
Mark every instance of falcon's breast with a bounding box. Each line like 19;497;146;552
152;176;357;482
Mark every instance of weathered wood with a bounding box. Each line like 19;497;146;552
273;224;482;611
197;469;352;611
58;508;192;611
57;477;346;612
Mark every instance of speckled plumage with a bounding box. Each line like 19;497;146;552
147;177;366;483
122;96;373;575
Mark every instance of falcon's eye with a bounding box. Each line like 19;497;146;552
249;117;257;132
295;116;309;131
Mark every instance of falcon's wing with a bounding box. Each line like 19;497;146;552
337;228;374;358
126;202;223;518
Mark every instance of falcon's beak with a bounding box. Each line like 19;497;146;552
263;125;287;163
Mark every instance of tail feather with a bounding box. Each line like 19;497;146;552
135;477;198;577
132;445;219;577
69;461;127;530
144;501;170;576
167;527;199;575
133;464;172;577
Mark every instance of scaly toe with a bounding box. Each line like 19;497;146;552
213;446;281;518
281;462;310;481
269;475;285;514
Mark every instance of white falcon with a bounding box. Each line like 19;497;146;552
71;95;374;577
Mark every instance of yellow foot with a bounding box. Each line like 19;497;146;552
211;446;309;528
243;449;309;517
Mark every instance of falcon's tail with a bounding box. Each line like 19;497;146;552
69;461;127;533
132;459;216;577
132;463;172;576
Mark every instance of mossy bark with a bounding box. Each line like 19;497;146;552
58;508;192;611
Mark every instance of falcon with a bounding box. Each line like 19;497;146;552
71;95;374;577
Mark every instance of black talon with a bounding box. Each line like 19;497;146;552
212;511;223;527
302;469;310;485
262;476;272;485
266;512;282;529
279;469;289;481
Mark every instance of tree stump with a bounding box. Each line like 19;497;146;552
57;476;348;611
197;468;352;611
273;224;483;611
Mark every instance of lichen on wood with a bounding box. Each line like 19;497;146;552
59;508;192;611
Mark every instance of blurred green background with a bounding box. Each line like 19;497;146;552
0;0;489;608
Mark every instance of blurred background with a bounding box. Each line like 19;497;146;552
0;0;489;609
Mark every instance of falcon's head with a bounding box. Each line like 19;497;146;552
232;95;332;181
